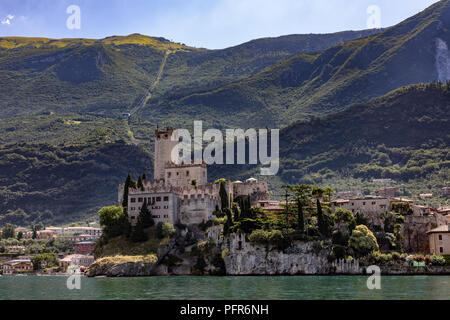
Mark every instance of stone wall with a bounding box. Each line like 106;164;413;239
222;237;331;275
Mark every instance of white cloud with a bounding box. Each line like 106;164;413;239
1;14;15;25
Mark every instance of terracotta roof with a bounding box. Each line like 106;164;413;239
427;225;450;234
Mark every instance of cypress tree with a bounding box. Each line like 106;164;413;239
122;174;132;208
137;176;144;191
297;199;304;233
232;203;240;222
139;199;154;228
131;216;148;242
317;198;329;237
219;181;229;210
142;173;147;181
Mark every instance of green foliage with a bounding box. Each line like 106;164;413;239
131;216;148;243
348;225;379;257
156;222;175;239
98;206;130;239
219;180;229;210
1;224;15;239
139;199;154;229
248;228;293;250
31;253;59;271
0;142;151;226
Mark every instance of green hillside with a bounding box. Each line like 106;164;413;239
0;141;152;226
276;82;450;206
149;0;450;129
0;30;380;119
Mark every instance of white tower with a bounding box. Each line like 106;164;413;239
154;128;179;180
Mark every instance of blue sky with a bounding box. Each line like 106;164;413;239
0;0;440;49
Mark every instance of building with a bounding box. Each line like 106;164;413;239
23;230;56;240
119;128;269;226
74;241;96;255
2;260;33;275
256;200;294;213
232;179;269;206
427;225;450;255
335;190;362;199
46;227;102;239
331;196;390;216
378;187;398;198
6;246;26;254
59;254;95;272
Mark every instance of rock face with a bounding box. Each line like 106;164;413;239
86;256;157;277
223;234;331;275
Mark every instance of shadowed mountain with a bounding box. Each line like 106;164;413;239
148;0;450;129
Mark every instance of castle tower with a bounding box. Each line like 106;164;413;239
154;128;179;180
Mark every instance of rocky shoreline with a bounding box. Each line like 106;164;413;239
87;236;450;277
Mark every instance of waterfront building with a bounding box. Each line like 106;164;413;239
427;225;450;255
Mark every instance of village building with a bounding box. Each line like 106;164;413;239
119;128;269;226
378;187;398;198
2;259;33;275
427;225;450;255
60;254;95;272
74;241;96;255
5;246;26;254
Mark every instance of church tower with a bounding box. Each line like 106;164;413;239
154;128;179;180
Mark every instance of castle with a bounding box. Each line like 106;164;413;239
118;128;269;225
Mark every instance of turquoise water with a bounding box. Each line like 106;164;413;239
0;275;448;300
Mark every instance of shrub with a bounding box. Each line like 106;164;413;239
332;245;347;260
221;248;230;260
156;222;176;239
413;254;425;262
348;225;379;256
430;255;445;266
391;251;401;261
248;229;291;250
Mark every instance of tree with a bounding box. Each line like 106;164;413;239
296;198;304;234
2;224;15;239
17;231;23;240
232;203;240;222
156;222;176;239
31;253;59;271
98;206;130;239
131;216;148;243
139;199;154;228
122;174;136;208
317;198;330;237
142;173;147;181
223;208;233;235
219;180;229;210
137;175;145;191
348;225;379;256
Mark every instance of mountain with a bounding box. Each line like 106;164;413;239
0;30;381;119
0;141;152;226
149;0;450;129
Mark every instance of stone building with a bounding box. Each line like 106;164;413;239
427;225;450;255
119;128;269;226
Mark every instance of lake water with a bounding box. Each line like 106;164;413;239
0;275;449;300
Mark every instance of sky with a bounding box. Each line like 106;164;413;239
0;0;441;49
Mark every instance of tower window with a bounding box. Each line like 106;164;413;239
439;235;443;241
186;171;189;176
